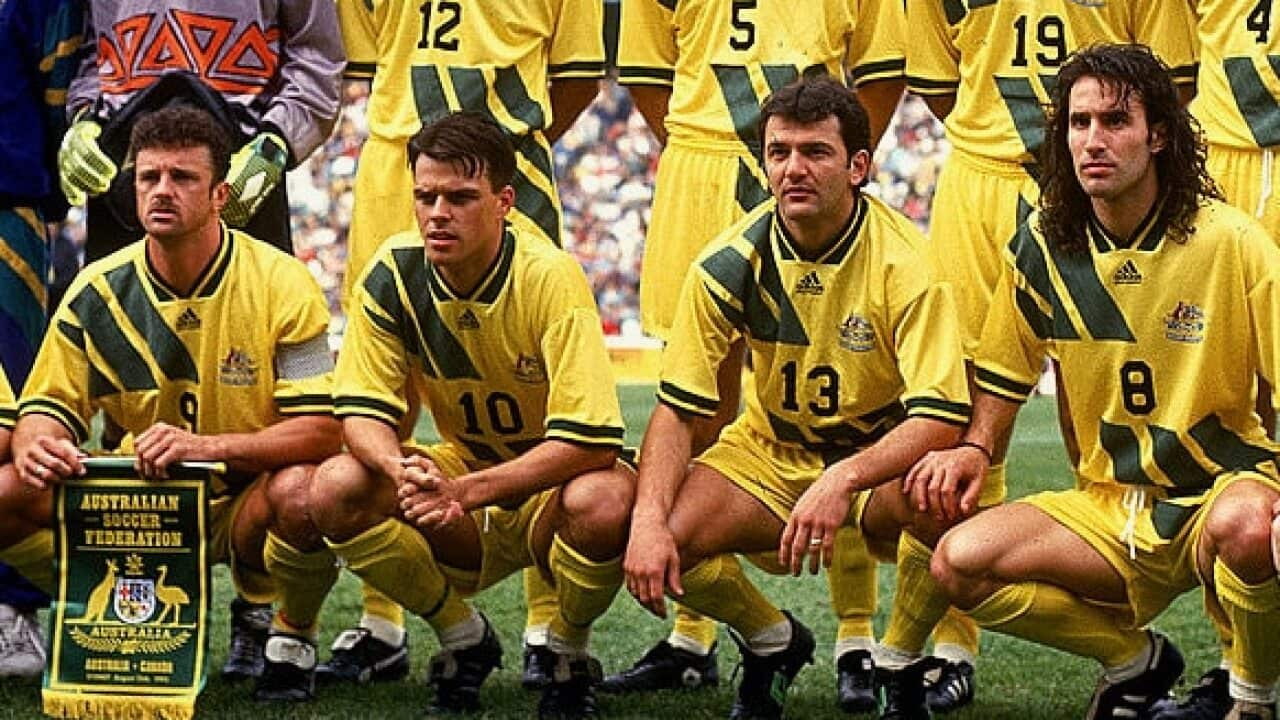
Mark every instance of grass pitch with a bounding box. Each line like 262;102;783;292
0;388;1221;718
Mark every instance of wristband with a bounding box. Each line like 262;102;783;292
958;440;992;463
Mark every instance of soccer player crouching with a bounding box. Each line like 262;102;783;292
918;44;1280;720
0;105;341;698
259;112;634;718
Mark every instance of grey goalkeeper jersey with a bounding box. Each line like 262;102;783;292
67;0;343;165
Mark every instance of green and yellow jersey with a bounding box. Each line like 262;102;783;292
337;0;605;245
617;0;904;151
336;226;625;467
20;227;334;454
0;364;14;431
907;0;1197;168
659;196;971;459
1188;0;1280;150
977;201;1280;498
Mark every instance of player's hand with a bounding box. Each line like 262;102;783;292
16;436;85;490
133;422;215;479
781;468;853;576
58;118;117;205
397;455;465;529
623;516;681;618
222;132;288;227
903;444;988;522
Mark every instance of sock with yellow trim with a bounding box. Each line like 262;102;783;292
967;581;1147;667
523;566;557;646
325;518;473;634
881;532;952;660
677;554;786;640
669;605;719;655
0;530;52;594
547;534;622;653
1214;558;1280;691
263;532;338;634
829;525;877;659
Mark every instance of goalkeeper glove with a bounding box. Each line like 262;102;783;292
58;118;118;206
222;132;288;227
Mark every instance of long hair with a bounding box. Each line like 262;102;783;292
1038;44;1221;253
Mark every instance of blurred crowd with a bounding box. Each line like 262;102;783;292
49;80;949;338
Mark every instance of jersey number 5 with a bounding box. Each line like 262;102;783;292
729;0;757;50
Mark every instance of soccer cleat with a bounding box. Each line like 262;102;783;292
222;598;273;681
0;604;46;678
1086;632;1184;720
924;659;975;713
836;649;877;713
1151;668;1230;720
314;627;409;685
524;642;553;689
1225;701;1276;720
253;634;317;702
599;640;720;694
727;611;816;720
876;656;946;720
426;614;503;714
534;647;604;719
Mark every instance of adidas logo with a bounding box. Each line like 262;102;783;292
794;271;824;295
176;308;201;331
1113;260;1142;285
458;308;480;330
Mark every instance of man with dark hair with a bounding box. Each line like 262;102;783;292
0;103;341;701
918;44;1280;720
623;76;972;720
261;111;634;717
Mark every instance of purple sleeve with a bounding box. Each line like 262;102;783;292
261;0;344;166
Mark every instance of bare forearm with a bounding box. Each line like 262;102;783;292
547;78;602;144
840;417;963;492
14;414;75;460
627;85;670;145
212;415;341;473
344;416;409;481
962;391;1022;456
0;428;10;462
460;440;616;511
632;404;694;525
857;78;906;151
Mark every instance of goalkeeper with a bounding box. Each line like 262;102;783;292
57;1;343;261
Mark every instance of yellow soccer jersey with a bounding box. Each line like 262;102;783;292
659;196;971;459
907;0;1197;167
618;0;905;149
0;365;14;431
976;200;1280;496
21;227;334;448
1188;0;1280;150
336;227;625;467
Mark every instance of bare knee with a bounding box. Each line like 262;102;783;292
264;464;322;549
932;525;996;610
558;466;634;560
1204;482;1278;584
0;464;51;547
309;454;394;541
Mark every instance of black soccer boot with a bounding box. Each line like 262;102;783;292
315;627;410;685
535;647;605;719
1086;632;1184;720
222;598;272;681
836;649;878;713
877;656;946;720
924;659;975;713
252;633;317;702
1151;667;1231;720
600;639;720;693
426;614;503;714
524;642;554;689
727;611;816;720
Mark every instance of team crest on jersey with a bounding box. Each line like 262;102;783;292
175;308;202;331
1164;302;1205;344
839;314;876;352
219;348;259;386
514;354;546;384
458;308;480;330
794;271;824;295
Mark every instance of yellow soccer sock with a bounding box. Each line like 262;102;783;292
1213;558;1280;689
670;605;719;655
678;554;786;639
547;534;622;652
968;581;1147;668
932;608;980;662
829;525;877;656
360;583;406;633
523;566;557;646
0;530;52;594
262;532;338;633
325;518;473;634
881;532;951;658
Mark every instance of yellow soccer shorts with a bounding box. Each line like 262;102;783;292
408;440;556;596
928;150;1040;358
1020;471;1280;628
642;139;767;340
208;474;274;602
1207;143;1280;240
695;419;870;530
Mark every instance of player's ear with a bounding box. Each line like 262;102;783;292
211;180;230;211
1148;122;1167;154
847;148;871;187
497;184;515;216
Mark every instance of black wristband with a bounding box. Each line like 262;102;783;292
958;440;992;463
